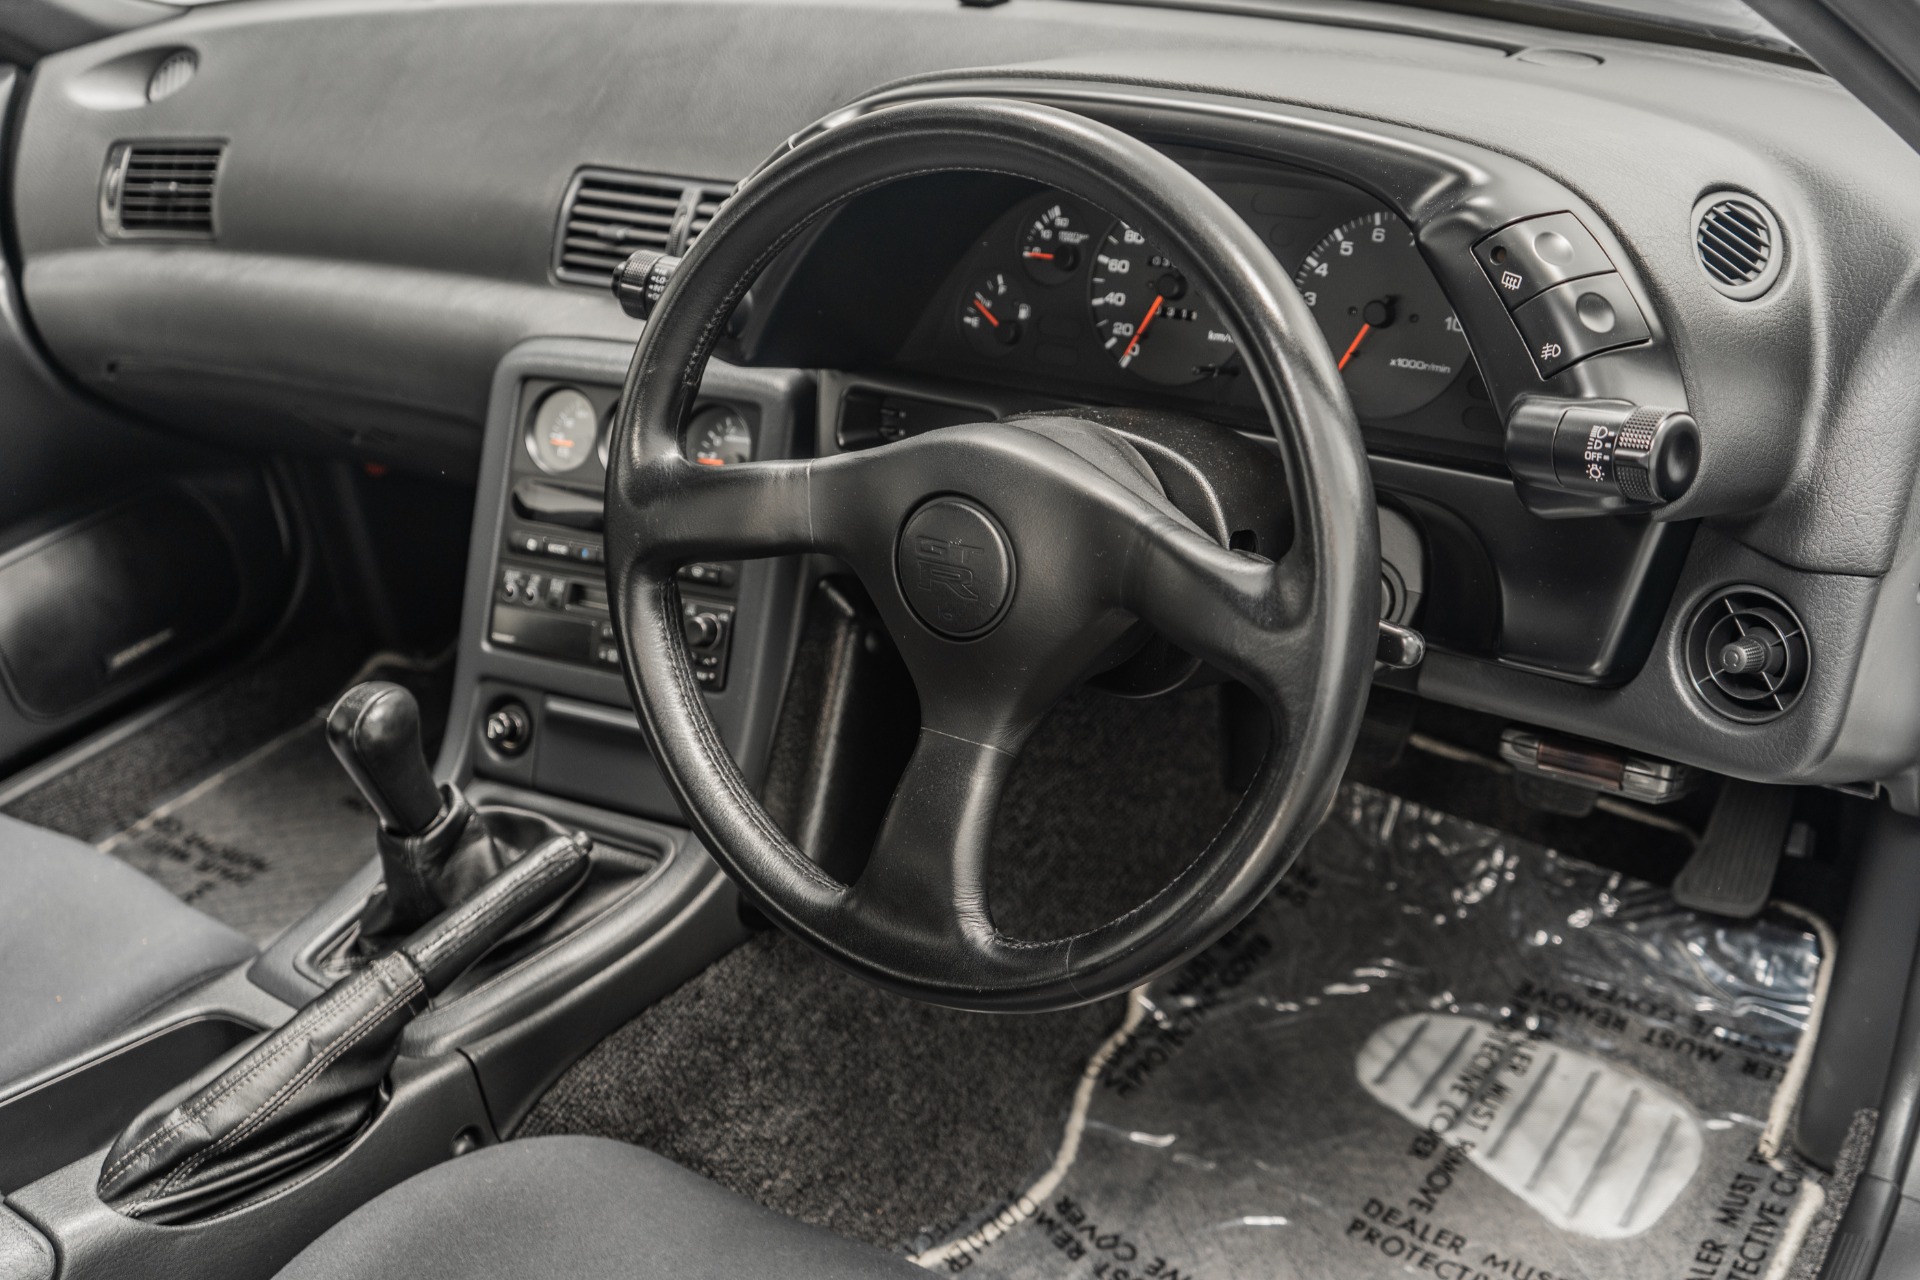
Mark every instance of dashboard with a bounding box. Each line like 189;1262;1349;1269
11;0;1920;806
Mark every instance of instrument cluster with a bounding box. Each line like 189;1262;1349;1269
916;153;1499;461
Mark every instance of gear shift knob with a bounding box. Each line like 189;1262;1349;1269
326;681;445;836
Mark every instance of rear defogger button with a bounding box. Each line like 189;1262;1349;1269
1475;213;1615;308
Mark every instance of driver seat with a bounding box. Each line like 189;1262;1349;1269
275;1136;923;1279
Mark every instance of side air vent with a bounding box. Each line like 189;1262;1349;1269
1684;586;1809;723
553;169;734;287
1692;192;1783;301
101;141;223;239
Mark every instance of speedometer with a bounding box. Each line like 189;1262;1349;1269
1088;221;1236;386
1294;212;1469;420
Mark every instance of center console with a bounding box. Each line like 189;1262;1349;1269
0;337;813;1280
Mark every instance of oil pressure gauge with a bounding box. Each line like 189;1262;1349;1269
688;405;753;467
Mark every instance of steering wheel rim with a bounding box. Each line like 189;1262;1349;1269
605;97;1377;1012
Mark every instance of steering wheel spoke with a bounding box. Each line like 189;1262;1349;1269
1124;510;1319;712
620;457;815;571
844;724;1013;959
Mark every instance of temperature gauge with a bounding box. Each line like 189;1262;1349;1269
528;387;598;474
958;273;1030;358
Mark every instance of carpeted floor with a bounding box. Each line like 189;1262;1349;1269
2;630;366;844
522;685;1243;1249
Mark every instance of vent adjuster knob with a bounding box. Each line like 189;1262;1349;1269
612;249;683;321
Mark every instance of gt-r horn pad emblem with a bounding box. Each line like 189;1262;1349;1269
895;497;1015;639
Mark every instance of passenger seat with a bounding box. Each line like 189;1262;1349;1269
0;814;255;1090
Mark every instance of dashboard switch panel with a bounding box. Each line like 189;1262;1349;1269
1474;213;1614;308
1511;274;1650;377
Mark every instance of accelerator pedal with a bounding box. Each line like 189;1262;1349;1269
1670;780;1794;919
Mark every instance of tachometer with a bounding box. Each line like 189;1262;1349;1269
1294;212;1468;420
1088;221;1236;386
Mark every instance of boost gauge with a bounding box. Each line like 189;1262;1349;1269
1019;200;1093;285
1294;212;1469;420
528;387;598;474
1088;221;1236;386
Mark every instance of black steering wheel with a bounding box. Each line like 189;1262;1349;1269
605;97;1377;1012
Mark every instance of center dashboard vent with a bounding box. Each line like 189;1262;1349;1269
101;141;224;239
553;169;734;287
1684;586;1809;723
1692;192;1783;301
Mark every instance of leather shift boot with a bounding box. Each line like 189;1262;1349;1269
352;785;506;957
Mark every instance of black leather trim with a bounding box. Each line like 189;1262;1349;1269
98;834;590;1224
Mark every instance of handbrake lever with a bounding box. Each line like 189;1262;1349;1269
98;832;591;1225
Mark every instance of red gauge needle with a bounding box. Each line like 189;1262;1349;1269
972;296;1000;327
1122;294;1165;363
1337;322;1372;371
1023;250;1055;260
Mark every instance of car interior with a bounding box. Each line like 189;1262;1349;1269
2;0;1920;1276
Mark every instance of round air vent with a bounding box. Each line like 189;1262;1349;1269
1692;192;1783;301
1684;586;1809;723
146;49;197;103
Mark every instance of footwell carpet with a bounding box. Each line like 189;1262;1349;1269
919;783;1830;1280
100;720;375;945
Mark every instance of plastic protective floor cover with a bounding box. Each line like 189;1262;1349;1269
916;783;1828;1280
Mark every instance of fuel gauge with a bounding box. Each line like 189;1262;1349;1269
959;272;1029;358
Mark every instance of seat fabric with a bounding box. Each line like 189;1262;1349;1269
275;1135;924;1280
0;813;256;1089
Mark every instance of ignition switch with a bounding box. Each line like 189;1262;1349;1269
1506;397;1699;513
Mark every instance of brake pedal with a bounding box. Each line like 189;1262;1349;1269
1670;780;1795;919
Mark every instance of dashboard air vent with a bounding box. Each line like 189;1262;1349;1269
1684;586;1809;723
101;141;223;239
1692;192;1783;301
554;169;734;287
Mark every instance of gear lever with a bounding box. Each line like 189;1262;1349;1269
326;681;445;835
327;681;509;955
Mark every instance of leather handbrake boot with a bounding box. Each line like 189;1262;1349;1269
327;682;509;953
97;832;591;1225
